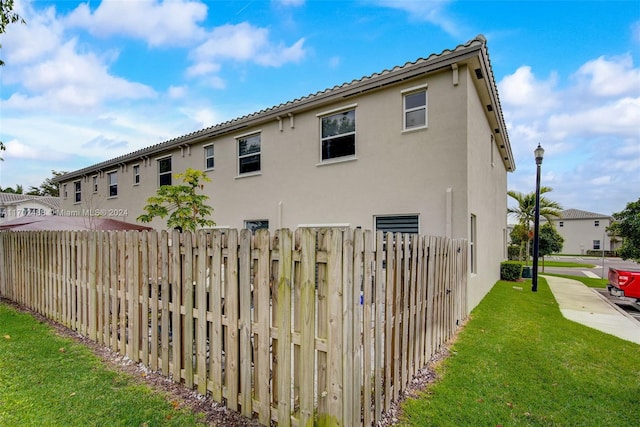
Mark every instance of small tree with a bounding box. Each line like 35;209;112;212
26;170;67;196
610;198;640;262
537;223;564;271
137;168;215;232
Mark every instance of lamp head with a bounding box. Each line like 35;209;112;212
534;144;544;165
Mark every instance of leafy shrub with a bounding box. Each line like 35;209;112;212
507;245;521;261
500;261;522;281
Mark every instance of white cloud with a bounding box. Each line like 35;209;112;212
65;0;208;47
273;0;305;6
632;20;640;43
3;140;42;160
499;66;559;118
167;85;188;99
370;0;460;36
573;54;640;97
1;3;62;65
548;97;640;139
190;22;306;72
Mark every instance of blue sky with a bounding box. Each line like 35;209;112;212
1;0;639;217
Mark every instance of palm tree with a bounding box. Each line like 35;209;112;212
508;186;563;263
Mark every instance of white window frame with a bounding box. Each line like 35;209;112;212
402;84;428;131
318;104;357;163
158;156;172;187
92;175;98;193
236;132;261;177
245;219;269;234
63;184;68;199
74;180;81;204
133;164;140;186
204;144;215;170
107;170;118;198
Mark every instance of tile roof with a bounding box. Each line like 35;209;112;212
0;216;152;231
0;193;61;210
559;209;611;220
56;35;514;182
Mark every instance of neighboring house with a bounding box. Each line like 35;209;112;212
0;193;61;225
548;209;617;255
56;35;515;311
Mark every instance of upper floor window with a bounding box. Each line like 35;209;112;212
133;165;140;185
107;171;118;197
92;175;98;193
74;180;81;203
594;220;599;227
238;134;261;175
158;157;172;186
321;109;355;161
559;221;564;227
0;207;6;218
204;145;214;170
403;88;427;130
63;184;68;199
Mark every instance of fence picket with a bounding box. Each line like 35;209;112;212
0;228;468;427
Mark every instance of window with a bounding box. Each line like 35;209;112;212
0;207;5;218
594;220;599;227
133;165;140;185
403;88;427;130
593;240;601;250
204;145;214;170
559;221;564;227
63;184;68;199
321;109;355;161
245;220;269;234
107;171;118;197
92;176;98;193
158;157;172;186
74;180;81;203
375;215;419;235
470;214;477;274
238;134;261;175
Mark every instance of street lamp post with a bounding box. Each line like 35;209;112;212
532;144;544;292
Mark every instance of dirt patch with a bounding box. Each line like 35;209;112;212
2;298;461;426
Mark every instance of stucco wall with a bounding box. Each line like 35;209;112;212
60;64;509;313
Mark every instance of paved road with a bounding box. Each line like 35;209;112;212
542;255;640;279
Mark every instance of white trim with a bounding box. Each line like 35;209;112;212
234;129;262;140
315;156;357;167
400;83;428;94
235;172;262;179
298;223;350;229
203;144;215;171
316;103;358;117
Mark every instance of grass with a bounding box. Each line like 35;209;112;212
0;302;206;427
400;278;640;426
542;273;608;289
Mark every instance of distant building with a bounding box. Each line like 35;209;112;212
548;209;617;254
0;193;61;225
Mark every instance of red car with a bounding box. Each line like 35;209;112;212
608;267;640;303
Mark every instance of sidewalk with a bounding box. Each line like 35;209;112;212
543;275;640;345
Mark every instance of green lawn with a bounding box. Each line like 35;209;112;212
400;278;640;426
0;302;206;427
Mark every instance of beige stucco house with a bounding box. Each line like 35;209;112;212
0;193;61;225
56;35;515;310
549;209;617;254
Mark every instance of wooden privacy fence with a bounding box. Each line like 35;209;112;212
0;228;467;426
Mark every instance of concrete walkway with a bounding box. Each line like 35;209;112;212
543;275;640;345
